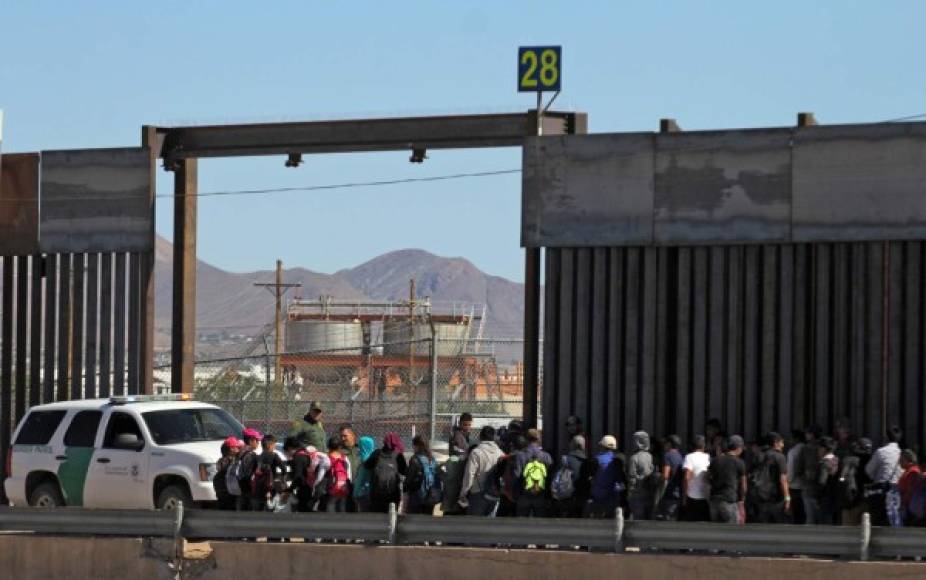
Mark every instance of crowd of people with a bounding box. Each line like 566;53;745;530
211;401;926;528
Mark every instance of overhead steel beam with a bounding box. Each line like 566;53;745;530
155;111;586;162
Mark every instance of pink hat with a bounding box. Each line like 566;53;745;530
224;436;241;448
242;428;263;441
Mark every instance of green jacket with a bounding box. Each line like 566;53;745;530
343;445;362;480
290;417;327;450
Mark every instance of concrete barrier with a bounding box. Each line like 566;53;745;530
0;535;174;580
201;543;925;580
1;535;924;580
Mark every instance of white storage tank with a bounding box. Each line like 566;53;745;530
285;320;363;354
382;321;470;356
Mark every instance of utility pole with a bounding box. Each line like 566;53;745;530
254;260;301;384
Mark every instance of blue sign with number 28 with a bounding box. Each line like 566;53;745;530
518;46;561;92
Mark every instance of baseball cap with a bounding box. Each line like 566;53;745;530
599;435;617;450
224;436;242;449
242;428;263;441
310;401;323;412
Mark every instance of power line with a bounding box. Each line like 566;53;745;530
160;168;522;199
880;113;926;123
0;168;522;203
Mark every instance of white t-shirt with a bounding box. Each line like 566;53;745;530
683;451;711;500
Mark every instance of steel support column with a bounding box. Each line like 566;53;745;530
172;158;197;393
522;247;541;429
140;127;159;393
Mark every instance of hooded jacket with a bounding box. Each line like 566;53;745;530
627;431;655;498
460;440;504;500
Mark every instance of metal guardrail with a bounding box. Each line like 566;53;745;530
868;526;926;559
0;507;179;537
398;514;619;550
2;506;926;561
182;509;391;542
624;521;863;558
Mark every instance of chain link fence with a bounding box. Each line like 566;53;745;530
153;338;536;449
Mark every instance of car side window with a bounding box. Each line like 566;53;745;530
102;412;144;449
14;410;67;445
63;411;103;447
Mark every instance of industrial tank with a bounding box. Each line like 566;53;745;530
382;321;470;356
285;320;363;354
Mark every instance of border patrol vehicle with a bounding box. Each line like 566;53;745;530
3;394;243;509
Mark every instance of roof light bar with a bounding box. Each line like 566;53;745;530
109;393;193;405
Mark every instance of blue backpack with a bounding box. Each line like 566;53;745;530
416;454;442;505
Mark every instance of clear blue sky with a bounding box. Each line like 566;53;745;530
2;1;924;281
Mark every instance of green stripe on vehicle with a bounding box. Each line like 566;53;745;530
57;448;94;507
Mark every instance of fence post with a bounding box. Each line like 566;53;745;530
429;330;438;443
388;502;398;545
860;511;871;561
614;507;624;553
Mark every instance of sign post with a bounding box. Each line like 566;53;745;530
518;46;562;136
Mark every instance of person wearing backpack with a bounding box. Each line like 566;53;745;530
364;432;407;513
458;426;504;516
214;437;242;511
817;437;840;524
227;428;262;511
405;435;442;515
512;429;553;517
626;431;657;521
492;433;527;517
253;434;286;511
796;425;824;524
551;435;588;518
324;436;352;512
837;437;872;525
654;435;685;521
352;436;376;512
283;436;330;512
898;449;922;525
585;435;626;518
746;432;790;523
284;437;312;513
907;477;926;527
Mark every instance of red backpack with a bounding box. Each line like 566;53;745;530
328;455;350;499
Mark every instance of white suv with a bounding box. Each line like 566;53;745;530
4;395;244;509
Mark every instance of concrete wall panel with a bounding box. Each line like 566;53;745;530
40;147;152;252
522;133;654;247
0;153;40;255
655;130;791;243
793;124;926;241
524;122;926;247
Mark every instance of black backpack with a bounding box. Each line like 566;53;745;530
372;451;399;499
747;451;777;503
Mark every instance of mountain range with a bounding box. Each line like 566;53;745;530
154;236;525;356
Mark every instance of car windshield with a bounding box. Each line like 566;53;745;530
142;408;244;445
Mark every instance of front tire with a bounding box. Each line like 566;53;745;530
156;484;193;511
29;481;65;508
